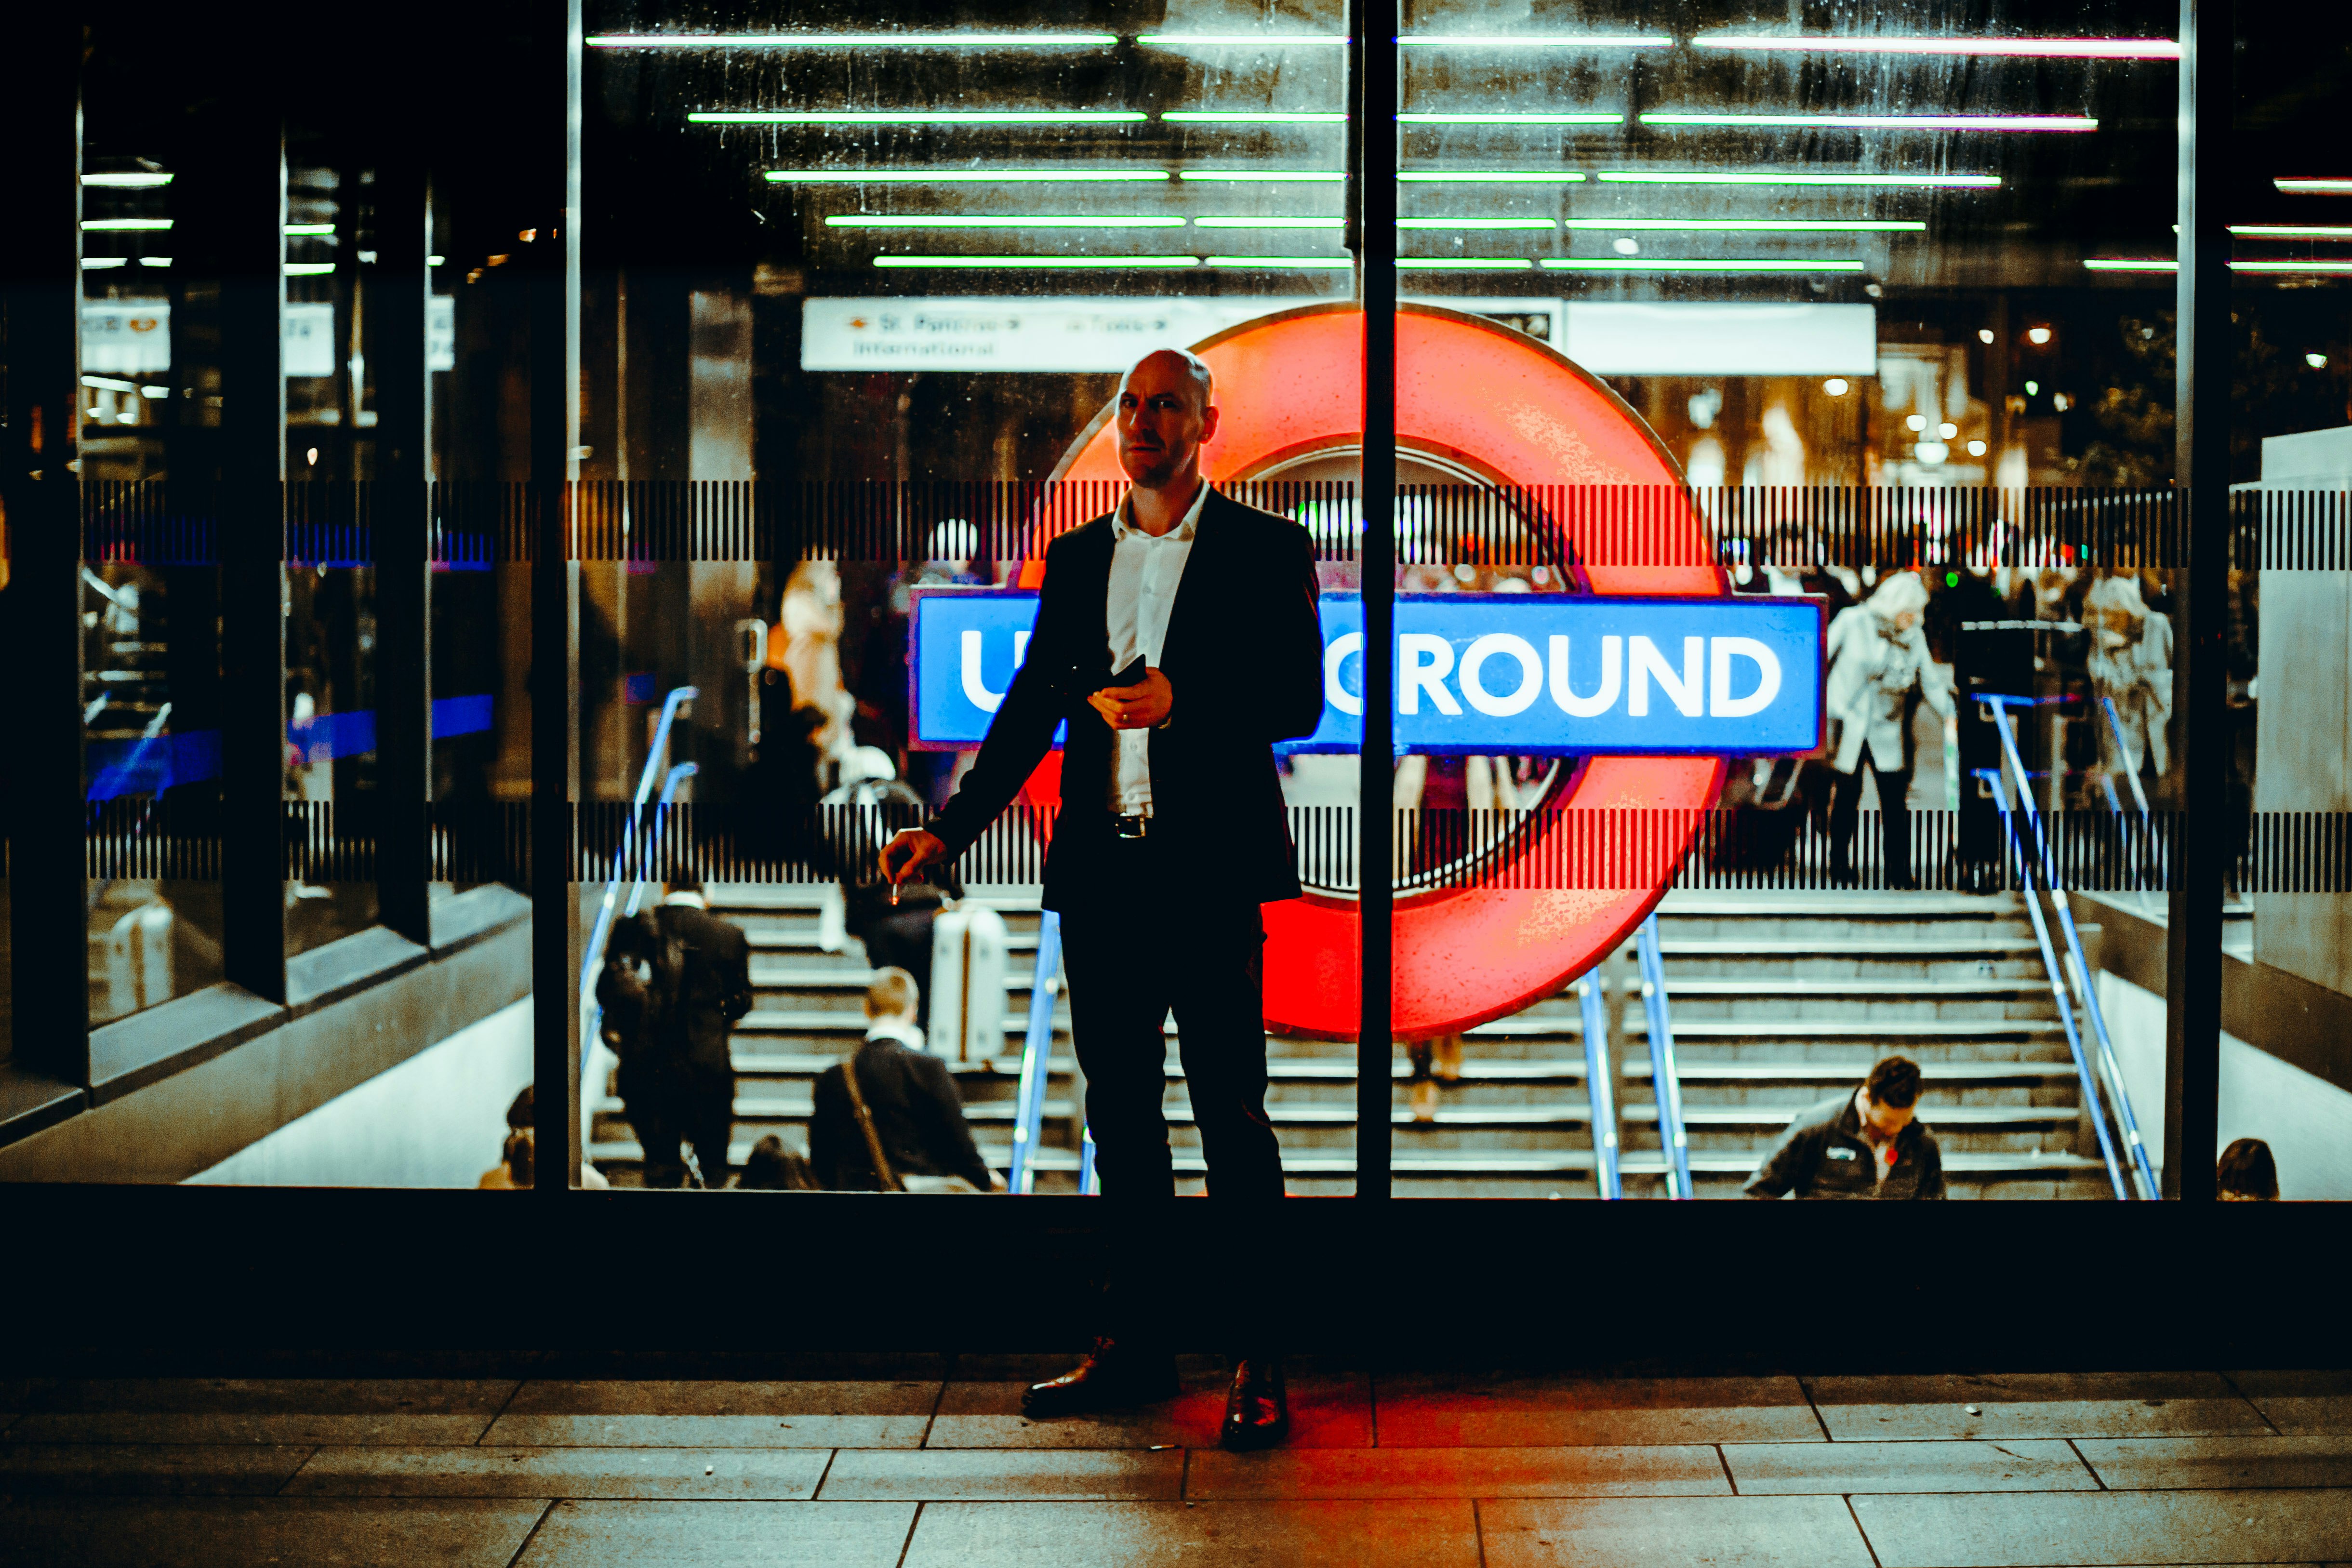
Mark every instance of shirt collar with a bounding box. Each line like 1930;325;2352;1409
1114;478;1210;543
864;1018;925;1050
662;891;707;909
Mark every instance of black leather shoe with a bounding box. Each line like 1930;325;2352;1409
1020;1338;1179;1419
1219;1357;1289;1450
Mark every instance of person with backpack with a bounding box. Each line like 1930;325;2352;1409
596;873;753;1188
808;968;1000;1193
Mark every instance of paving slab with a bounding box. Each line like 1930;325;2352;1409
485;1381;936;1448
8;1378;517;1447
511;1499;916;1568
2227;1371;2352;1435
2076;1434;2352;1491
1851;1487;2352;1566
818;1447;1184;1501
900;1499;1481;1568
1373;1375;1822;1448
0;1442;315;1496
281;1445;830;1499
1805;1372;2270;1440
926;1371;1371;1449
1722;1439;2095;1494
1481;1494;1876;1568
0;1496;547;1568
1185;1444;1729;1500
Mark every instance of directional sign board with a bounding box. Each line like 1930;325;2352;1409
912;588;1824;755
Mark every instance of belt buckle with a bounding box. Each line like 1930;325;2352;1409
1114;814;1149;840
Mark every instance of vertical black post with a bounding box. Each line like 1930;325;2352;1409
2164;0;2229;1201
215;104;290;1004
1351;0;1397;1201
530;0;585;1192
372;143;433;946
1;13;90;1081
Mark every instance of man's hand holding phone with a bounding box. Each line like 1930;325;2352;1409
1088;658;1174;731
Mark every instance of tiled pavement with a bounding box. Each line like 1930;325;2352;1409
2;1366;2348;1565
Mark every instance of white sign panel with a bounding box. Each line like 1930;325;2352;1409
428;295;456;372
802;295;1308;372
284;303;337;377
82;301;172;375
1561;302;1878;377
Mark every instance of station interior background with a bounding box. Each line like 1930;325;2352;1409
6;0;2352;1208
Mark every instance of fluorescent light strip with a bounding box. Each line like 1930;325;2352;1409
1138;34;1347;45
81;257;131;269
285;262;336;276
591;32;1117;47
1161;111;1348;123
694;111;1146;124
82;218;172;231
2084;258;2176;271
1397;257;1536;269
1202;255;1352;268
2231;225;2352;239
1596;170;2001;186
2233;260;2352;273
83;172;173;187
1540;257;1868;272
1398;171;1589;183
1177;170;1346;182
141;257;173;267
875;255;1198;268
1400;35;1669;48
1695;34;2178;59
1399;217;1557;229
1562;217;1926;232
1399;113;1621;125
770;168;1168;183
1195;216;1346;228
285;223;336;236
2276;178;2352;195
827;215;1185;228
83;375;140;391
1641;113;2097;131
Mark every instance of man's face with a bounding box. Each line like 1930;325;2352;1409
1115;351;1219;490
1857;1088;1916;1142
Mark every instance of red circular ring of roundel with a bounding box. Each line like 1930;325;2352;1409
1026;302;1727;1042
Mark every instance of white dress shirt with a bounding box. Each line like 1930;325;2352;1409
1104;480;1209;813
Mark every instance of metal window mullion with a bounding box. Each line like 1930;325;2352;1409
372;142;433;946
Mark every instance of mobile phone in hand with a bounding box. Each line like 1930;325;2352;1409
1108;657;1148;690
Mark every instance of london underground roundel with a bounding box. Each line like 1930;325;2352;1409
1040;303;1733;1042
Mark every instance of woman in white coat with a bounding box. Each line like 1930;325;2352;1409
1823;573;1953;888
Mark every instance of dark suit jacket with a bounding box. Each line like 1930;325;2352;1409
926;489;1326;911
603;902;754;1082
809;1037;994;1191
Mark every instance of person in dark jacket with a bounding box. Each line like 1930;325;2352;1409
809;968;997;1192
600;874;754;1188
1744;1055;1946;1199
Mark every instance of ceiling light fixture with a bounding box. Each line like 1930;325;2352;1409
1396;257;1537;268
1397;171;1590;183
1399;217;1557;229
1161;111;1348;123
769;168;1168;183
1399;112;1621;125
1194;216;1346;228
692;111;1147;124
825;215;1184;227
284;223;336;236
2275;178;2352;195
2232;259;2352;272
1560;217;1926;231
874;254;1199;268
1639;113;2097;131
2230;225;2352;239
285;262;336;276
80;257;131;269
81;218;172;231
1138;34;1348;45
1595;170;2001;187
1202;255;1353;268
2083;258;2177;271
1399;35;1668;48
1540;257;1868;272
82;172;173;187
591;32;1119;47
1176;169;1347;182
1694;34;2178;58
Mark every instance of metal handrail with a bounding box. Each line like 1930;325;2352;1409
1008;910;1064;1194
1634;914;1692;1200
1577;972;1623;1199
1981;697;2151;1200
2097;695;2165;909
576;686;697;1087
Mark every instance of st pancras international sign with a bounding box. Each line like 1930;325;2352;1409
908;304;1827;1043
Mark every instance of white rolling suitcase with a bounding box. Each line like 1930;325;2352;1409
927;904;1009;1063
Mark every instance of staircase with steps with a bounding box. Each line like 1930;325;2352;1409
587;885;2114;1199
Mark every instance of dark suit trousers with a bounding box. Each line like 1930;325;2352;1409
1058;841;1286;1207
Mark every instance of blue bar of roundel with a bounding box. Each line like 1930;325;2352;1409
86;694;497;799
431;694;494;737
909;589;1824;757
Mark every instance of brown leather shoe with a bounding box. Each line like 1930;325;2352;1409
1219;1357;1289;1450
1020;1338;1179;1419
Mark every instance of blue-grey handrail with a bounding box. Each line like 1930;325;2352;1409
85;702;176;914
1635;915;1693;1200
1577;972;1623;1199
577;687;698;1085
1981;697;2146;1200
1008;909;1064;1193
1079;1127;1099;1195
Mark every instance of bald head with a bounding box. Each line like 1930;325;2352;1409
1115;348;1221;495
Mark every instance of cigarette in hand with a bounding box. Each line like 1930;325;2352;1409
890;882;900;906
